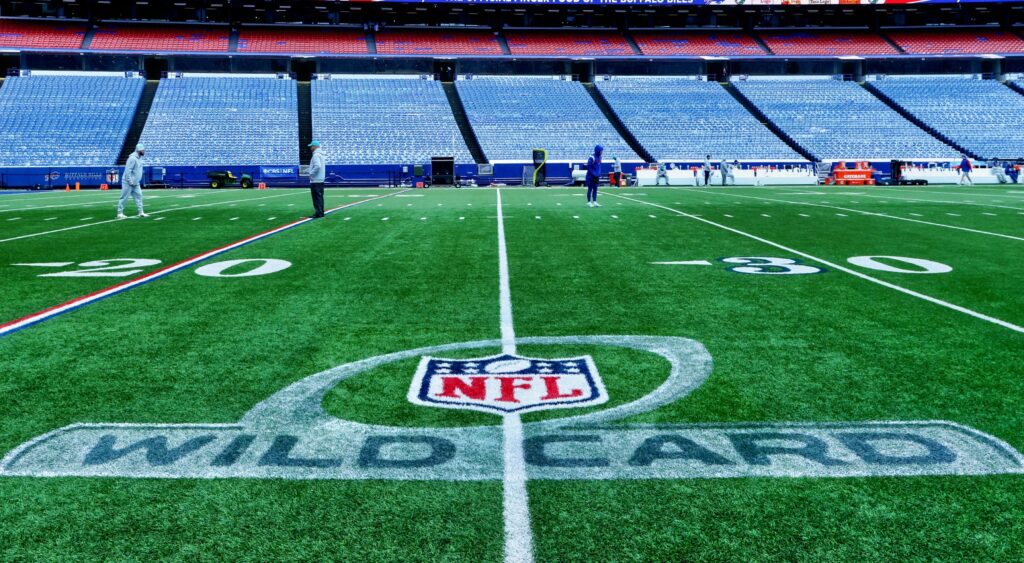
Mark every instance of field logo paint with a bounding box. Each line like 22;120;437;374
2;335;1024;481
410;353;606;415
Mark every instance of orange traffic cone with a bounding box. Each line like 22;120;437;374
75;182;80;191
99;183;109;191
65;183;70;192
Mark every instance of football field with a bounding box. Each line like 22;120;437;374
1;184;1023;561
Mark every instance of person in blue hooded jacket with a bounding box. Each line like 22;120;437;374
586;145;603;208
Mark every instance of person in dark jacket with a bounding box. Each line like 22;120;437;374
959;154;974;186
586;145;603;208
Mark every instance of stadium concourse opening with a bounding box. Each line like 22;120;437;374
0;1;1023;561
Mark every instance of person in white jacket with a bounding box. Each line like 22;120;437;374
307;140;326;218
117;144;147;219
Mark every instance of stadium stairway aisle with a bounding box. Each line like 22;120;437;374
583;82;654;163
861;80;979;159
442;82;487;165
118;80;159;165
297;81;313;163
720;81;815;162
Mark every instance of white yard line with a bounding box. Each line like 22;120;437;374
496;189;535;563
853;193;1024;212
610;193;1024;335
865;186;1024;199
692;189;1024;243
0;198;115;214
0;191;303;244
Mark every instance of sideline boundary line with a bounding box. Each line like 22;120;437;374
691;189;1024;243
0;190;407;338
496;189;535;563
850;192;1024;212
0;191;304;244
608;193;1024;335
863;186;1024;199
0;190;222;214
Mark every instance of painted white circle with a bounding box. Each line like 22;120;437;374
484;359;533;374
195;259;292;278
847;256;952;275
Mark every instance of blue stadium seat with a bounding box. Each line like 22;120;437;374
456;76;639;162
595;76;803;161
138;76;298;166
734;77;958;160
0;73;143;166
870;75;1024;159
311;76;472;165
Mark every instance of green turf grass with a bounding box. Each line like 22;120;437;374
0;185;1022;560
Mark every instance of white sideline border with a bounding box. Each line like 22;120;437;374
608;193;1024;335
0;191;307;244
850;192;1024;212
691;189;1024;243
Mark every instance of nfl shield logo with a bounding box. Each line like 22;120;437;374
408;353;608;415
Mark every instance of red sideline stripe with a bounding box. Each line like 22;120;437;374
0;191;405;337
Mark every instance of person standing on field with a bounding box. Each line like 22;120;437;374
958;154;974;186
720;158;732;186
702;154;712;186
585;145;603;207
308;140;326;218
117;144;147;220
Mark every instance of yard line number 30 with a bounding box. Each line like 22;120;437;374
721;256;952;275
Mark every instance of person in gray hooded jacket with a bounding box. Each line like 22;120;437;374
117;144;147;219
307;140;326;218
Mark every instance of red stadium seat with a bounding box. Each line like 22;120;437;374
887;28;1024;55
90;25;229;52
505;30;633;56
633;30;765;57
237;27;368;54
0;19;85;49
759;29;897;56
376;29;502;56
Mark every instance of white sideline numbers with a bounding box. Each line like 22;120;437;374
195;259;292;278
721;257;823;275
847;256;953;275
20;258;292;278
39;259;162;278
